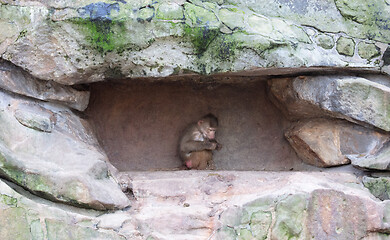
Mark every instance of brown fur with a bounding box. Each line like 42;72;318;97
187;150;213;170
179;114;221;170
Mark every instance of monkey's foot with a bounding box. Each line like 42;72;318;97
185;160;192;169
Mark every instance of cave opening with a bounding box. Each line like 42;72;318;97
85;74;357;172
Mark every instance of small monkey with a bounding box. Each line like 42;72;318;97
179;114;222;170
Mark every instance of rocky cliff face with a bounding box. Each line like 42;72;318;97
1;0;390;239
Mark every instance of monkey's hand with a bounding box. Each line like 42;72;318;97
205;141;218;150
216;143;222;151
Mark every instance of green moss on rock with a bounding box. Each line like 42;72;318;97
183;25;220;55
155;3;184;20
358;42;381;60
217;226;237;239
315;34;334;49
363;177;390;200
219;8;245;30
70;18;127;54
137;7;155;23
336;36;355;56
238;228;253;240
272;194;307;240
250;211;272;239
184;3;220;28
0;194;18;207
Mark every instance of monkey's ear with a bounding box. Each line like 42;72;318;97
197;120;204;126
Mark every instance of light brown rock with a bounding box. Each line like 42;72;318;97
285;118;389;167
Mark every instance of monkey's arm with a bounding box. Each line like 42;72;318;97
211;140;222;151
181;140;216;153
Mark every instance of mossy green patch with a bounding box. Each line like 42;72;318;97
156;2;184;20
336;36;355;57
315;34;334;49
70;18;127;54
0;194;17;207
363;177;390;200
183;24;220;54
0;158;52;197
219;8;245;30
183;3;220;28
137;7;155;23
217;226;237;239
272;194;307;240
238;228;253;240
250;211;272;239
193;33;241;74
335;0;390;32
357;42;381;60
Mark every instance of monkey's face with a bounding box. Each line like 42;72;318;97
205;127;216;140
198;119;217;140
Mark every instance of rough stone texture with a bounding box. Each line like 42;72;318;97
232;0;390;43
125;171;389;240
315;34;335;50
0;179;126;240
285;118;390;167
8;171;387;240
0;89;129;210
0;0;388;85
0;0;390;239
0;60;90;111
268;75;390;131
358;42;381;60
363;176;390;201
87;80;309;171
349;143;390;171
336;36;355;56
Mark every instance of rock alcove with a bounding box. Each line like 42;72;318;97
2;0;390;238
86;71;390;175
86;76;303;171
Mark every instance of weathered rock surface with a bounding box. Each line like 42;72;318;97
0;89;130;210
128;171;389;239
1;166;390;239
349;143;390;171
0;179;126;240
1;171;378;240
0;0;389;239
269;75;390;131
0;59;89;111
0;0;388;85
363;176;390;201
285;118;390;167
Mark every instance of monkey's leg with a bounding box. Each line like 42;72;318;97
203;151;214;170
185;153;201;169
194;151;212;170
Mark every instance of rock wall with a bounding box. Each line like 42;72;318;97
0;0;390;239
86;80;305;171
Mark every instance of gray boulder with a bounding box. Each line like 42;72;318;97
0;60;89;111
349;144;390;171
0;89;130;210
269;75;390;131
